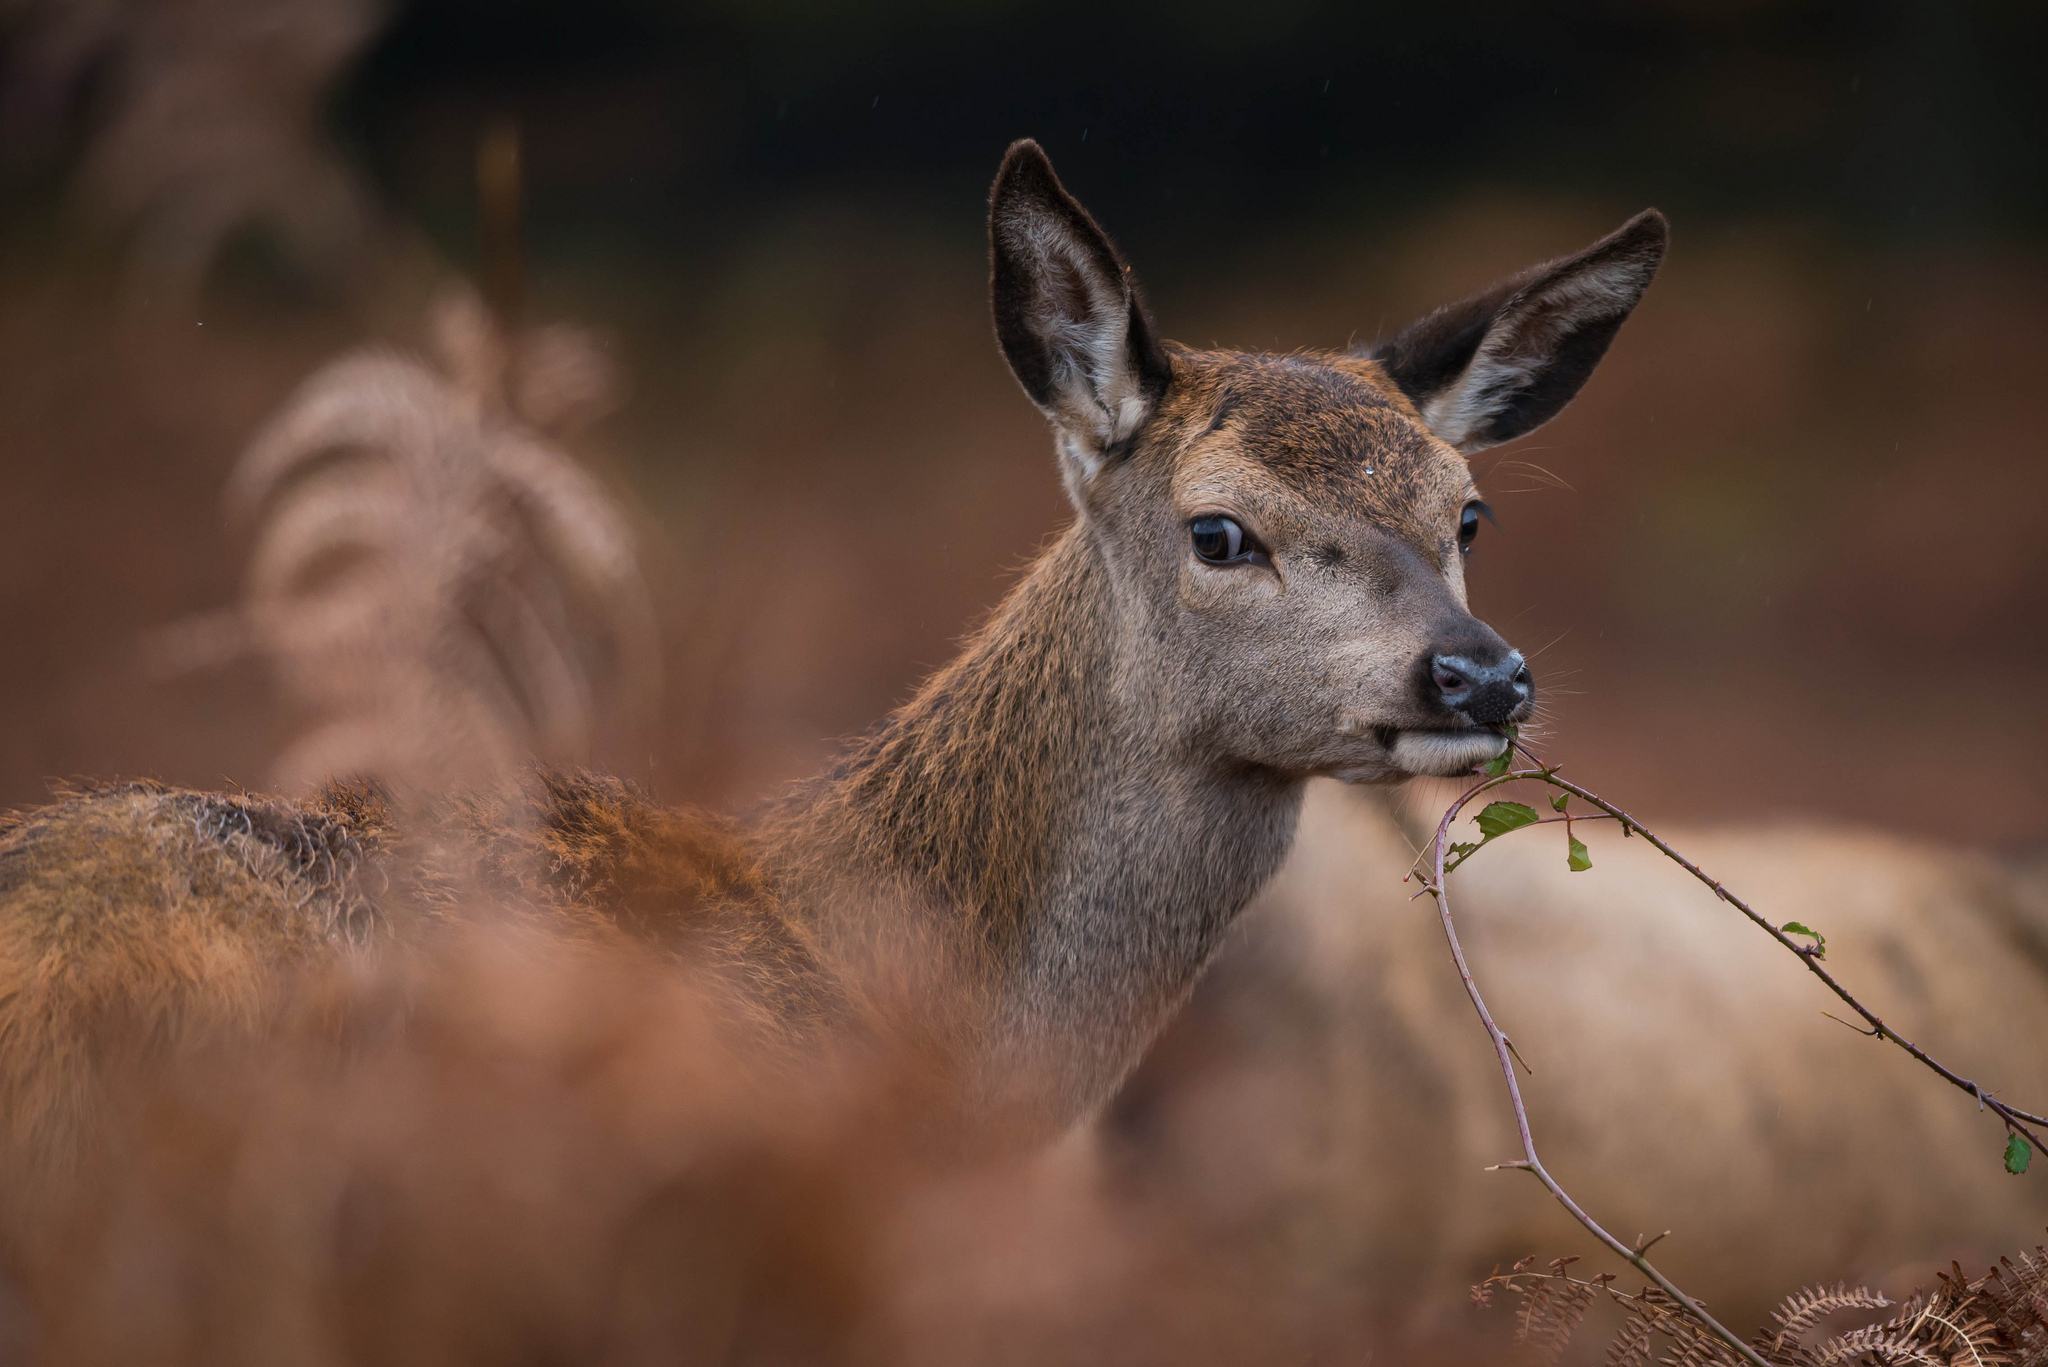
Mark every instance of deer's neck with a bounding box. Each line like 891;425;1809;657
769;523;1304;1129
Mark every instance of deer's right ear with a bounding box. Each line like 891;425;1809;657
990;139;1170;496
1369;210;1668;454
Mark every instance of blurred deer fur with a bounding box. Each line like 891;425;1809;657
146;282;659;792
0;141;1667;1216
1105;779;2048;1344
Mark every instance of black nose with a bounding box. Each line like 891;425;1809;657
1429;650;1533;726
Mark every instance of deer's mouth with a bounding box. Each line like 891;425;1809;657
1329;720;1509;783
1356;726;1508;779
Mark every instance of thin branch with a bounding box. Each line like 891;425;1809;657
1423;743;2046;1358
1418;734;2047;1355
1502;739;2048;1146
1420;771;1774;1367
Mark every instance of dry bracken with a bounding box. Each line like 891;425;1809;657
2;0;388;292
148;283;659;793
1478;1237;2048;1367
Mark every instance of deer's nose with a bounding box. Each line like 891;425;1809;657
1428;650;1533;726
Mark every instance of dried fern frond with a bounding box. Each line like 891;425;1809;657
148;282;658;795
1510;1257;1599;1367
1604;1309;1657;1367
1478;1238;2048;1367
1978;1245;2048;1367
1809;1271;2003;1367
1646;1285;1750;1367
5;0;388;293
1758;1284;1895;1360
1477;1264;1880;1367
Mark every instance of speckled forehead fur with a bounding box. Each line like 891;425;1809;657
1138;343;1475;547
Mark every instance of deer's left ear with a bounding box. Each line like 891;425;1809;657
990;139;1171;498
1369;210;1668;453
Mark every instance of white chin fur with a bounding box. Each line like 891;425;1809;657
1388;729;1508;777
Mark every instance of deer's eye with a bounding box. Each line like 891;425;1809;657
1190;515;1264;566
1458;501;1492;555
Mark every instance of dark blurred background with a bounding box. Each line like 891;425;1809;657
2;0;2044;841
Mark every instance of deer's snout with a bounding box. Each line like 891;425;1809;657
1426;646;1533;726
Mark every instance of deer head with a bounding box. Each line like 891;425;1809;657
989;140;1665;786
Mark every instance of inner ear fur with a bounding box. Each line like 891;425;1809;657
989;139;1170;476
1368;209;1668;453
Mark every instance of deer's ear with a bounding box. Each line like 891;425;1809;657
1369;210;1667;454
990;139;1170;494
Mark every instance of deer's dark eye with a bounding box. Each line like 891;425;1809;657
1190;515;1264;566
1458;501;1492;555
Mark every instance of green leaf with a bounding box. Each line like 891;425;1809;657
2008;1133;2033;1176
1567;835;1592;872
1475;801;1541;841
1780;921;1828;958
1481;726;1518;776
1550;793;1569;813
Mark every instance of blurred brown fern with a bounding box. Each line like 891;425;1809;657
2;0;390;293
1476;1236;2048;1367
146;282;660;793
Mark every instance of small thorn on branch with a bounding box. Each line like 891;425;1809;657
1504;1035;1537;1076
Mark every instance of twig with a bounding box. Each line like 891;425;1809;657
1821;1011;1881;1038
1503;738;2048;1146
1420;742;2048;1361
1419;770;1774;1367
1503;1035;1537;1076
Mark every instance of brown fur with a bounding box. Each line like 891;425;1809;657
1107;781;2048;1343
0;141;1665;1228
0;782;388;1227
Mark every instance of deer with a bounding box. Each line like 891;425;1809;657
0;140;1666;1198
